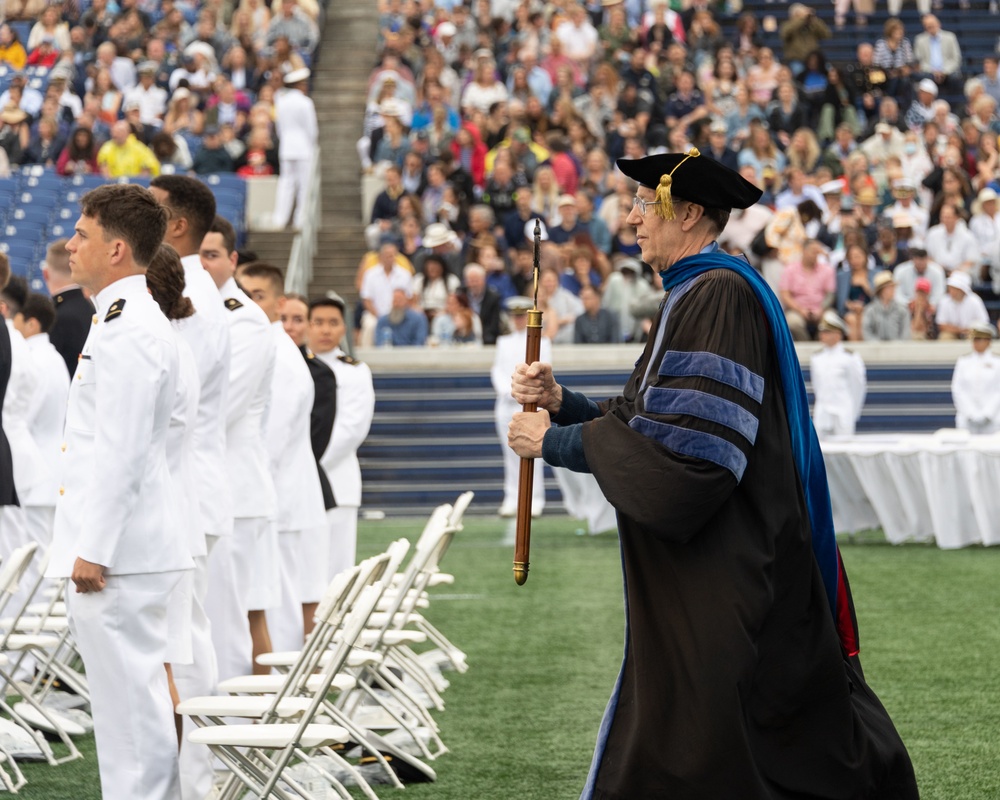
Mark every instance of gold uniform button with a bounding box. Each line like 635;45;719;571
61;443;67;452
59;487;65;496
92;315;98;325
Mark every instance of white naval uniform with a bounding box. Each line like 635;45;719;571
165;329;201;666
0;321;44;623
810;342;867;438
210;277;277;681
264;322;326;653
46;274;192;800
951;349;1000;434
18;332;69;629
175;253;231;800
272;86;317;229
316;347;374;580
491;330;550;515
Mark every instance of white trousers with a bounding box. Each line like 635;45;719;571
269;530;304;654
300;515;332;604
272;158;313;229
206;526;251;683
67;570;184;800
327;506;358;581
552;468;618;535
495;405;544;514
174;546;219;800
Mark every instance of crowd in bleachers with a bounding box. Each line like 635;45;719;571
360;0;1000;347
0;0;322;286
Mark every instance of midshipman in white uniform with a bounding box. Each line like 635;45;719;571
951;322;1000;434
47;184;193;800
810;310;867;438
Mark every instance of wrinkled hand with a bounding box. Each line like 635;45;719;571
508;409;551;459
72;558;107;594
511;362;562;414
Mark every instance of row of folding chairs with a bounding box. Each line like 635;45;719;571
0;491;473;797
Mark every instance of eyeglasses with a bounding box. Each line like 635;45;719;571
632;196;662;217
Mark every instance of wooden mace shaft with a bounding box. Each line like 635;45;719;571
513;309;543;585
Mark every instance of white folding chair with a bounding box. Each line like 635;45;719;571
0;544;83;766
184;582;388;800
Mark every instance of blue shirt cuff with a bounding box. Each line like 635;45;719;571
553;386;602;426
542;424;590;473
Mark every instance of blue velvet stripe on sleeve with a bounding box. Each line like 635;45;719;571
628;416;748;480
643;386;759;445
658;350;764;403
542;423;591;473
553;386;603;426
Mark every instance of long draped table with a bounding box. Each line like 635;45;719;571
821;432;1000;548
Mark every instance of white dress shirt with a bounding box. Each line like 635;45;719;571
925;222;980;274
178;254;232;547
265;323;326;532
124;82;168;126
935;292;990;330
316;347;374;508
48;274;192;578
22;332;70;507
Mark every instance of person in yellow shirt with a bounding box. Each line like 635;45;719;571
97;121;162;179
0;24;28;71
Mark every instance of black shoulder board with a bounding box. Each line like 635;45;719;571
225;297;243;311
105;299;126;322
338;355;360;365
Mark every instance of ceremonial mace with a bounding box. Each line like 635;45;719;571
513;219;543;586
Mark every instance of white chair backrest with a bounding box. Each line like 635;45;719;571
0;543;38;598
448;491;474;530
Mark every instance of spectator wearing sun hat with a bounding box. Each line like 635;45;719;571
936;271;990;340
969;188;1000;278
862;271;910;341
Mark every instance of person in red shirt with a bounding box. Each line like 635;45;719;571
26;35;60;68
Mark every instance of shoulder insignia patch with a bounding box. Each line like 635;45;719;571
225;297;243;311
338;355;361;365
104;299;126;322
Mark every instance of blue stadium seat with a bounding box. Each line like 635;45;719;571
11;206;52;226
212;188;245;209
22;173;63;192
56;204;81;222
4;222;47;240
18;190;60;207
118;175;151;188
202;173;246;194
0;240;38;260
68;174;107;190
48;223;72;239
8;22;31;46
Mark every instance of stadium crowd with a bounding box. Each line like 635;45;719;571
0;0;320;197
360;0;1000;346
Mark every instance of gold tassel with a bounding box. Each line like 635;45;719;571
653;147;701;221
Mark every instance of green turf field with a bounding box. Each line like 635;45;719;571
11;517;1000;799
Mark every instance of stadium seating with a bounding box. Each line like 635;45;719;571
0;167;249;291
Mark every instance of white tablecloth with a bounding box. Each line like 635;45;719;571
821;432;1000;548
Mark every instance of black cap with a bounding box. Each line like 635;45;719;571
617;149;762;214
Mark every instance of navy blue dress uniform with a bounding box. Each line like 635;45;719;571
0;321;16;506
49;286;95;376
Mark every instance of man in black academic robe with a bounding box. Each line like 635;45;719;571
0;289;16;508
509;151;917;799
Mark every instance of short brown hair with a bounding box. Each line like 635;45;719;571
45;239;71;275
146;244;195;321
80;184;168;267
239;262;284;295
0;252;9;292
150;174;217;244
208;214;236;255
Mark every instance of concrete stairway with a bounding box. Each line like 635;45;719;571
307;0;378;303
